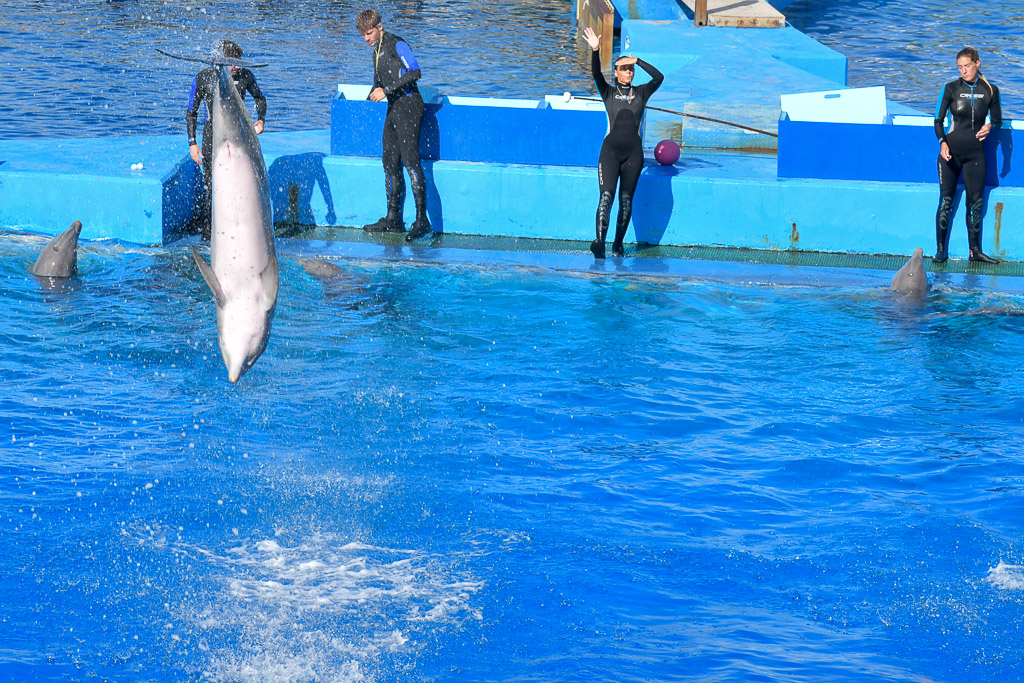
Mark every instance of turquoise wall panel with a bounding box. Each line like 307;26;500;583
0;170;164;244
330;91;607;167
319;155;1024;261
779;118;1024;187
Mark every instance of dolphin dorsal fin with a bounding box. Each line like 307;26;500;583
192;247;226;306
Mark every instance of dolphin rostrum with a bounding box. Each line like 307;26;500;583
32;220;83;278
890;247;929;295
192;63;278;383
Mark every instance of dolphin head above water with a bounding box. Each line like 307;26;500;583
32;220;83;278
217;284;277;383
194;244;278;383
890;248;929;295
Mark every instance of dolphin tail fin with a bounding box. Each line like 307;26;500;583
192;247;226;306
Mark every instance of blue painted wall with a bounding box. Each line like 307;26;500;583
3;129;1021;263
0;135;197;244
779;119;1023;187
308;153;1022;261
330;90;608;167
606;0;686;21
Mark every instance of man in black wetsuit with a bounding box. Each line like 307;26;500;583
185;40;267;240
933;46;1001;264
356;9;432;242
583;26;663;259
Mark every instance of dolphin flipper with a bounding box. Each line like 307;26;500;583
260;257;279;312
192;247;226;306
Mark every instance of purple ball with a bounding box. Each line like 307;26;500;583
654;139;680;166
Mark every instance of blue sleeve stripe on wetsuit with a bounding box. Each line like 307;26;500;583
934;84;949;121
188;76;199;111
395;41;419;72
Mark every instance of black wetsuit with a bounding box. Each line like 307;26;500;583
185;67;267;237
933;76;1001;262
591;50;663;257
366;30;429;235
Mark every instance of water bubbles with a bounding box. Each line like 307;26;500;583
986;561;1024;590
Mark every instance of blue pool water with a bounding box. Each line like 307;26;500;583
3;236;1024;681
4;1;1024;681
0;0;592;140
789;0;1024;115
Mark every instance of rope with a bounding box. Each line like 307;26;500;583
575;96;778;138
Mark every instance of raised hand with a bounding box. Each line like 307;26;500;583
582;26;601;52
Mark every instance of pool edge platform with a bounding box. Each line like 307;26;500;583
2;15;1020;266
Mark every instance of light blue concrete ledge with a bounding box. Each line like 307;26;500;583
315;151;1022;261
0;135;196;244
2;14;1015;263
5;128;1021;262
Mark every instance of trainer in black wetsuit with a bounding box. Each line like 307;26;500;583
584;28;663;259
356;9;431;242
932;47;1001;264
185;41;267;240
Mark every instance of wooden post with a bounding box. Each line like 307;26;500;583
577;0;615;71
694;0;708;26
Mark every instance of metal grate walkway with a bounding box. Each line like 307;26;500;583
278;225;1024;277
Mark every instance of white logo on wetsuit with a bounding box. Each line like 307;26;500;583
614;86;635;104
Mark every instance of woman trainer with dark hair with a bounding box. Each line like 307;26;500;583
933;46;1001;264
582;26;663;259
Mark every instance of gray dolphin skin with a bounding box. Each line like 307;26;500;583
890;247;929;295
192;64;278;383
31;220;83;277
299;257;345;278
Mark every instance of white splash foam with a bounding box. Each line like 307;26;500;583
985;560;1024;590
164;530;482;682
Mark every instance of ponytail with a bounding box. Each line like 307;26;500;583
980;73;994;97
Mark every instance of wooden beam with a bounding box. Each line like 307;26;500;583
694;0;708;27
577;0;615;71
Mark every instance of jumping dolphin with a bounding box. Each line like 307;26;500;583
890;248;929;295
32;220;83;278
192;61;278;383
